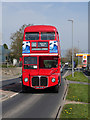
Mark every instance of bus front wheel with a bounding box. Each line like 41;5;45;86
22;84;28;93
54;85;59;93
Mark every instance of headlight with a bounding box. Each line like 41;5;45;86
52;78;56;82
24;78;28;82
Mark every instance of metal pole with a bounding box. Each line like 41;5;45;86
78;40;79;71
68;19;74;77
72;21;74;77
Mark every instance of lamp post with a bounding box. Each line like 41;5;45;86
68;19;74;77
78;40;80;71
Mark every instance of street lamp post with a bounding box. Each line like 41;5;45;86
78;40;80;71
68;19;74;77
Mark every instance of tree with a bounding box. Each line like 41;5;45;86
61;57;68;64
3;43;8;49
10;24;33;60
65;48;81;67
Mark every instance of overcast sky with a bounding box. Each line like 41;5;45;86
2;2;88;52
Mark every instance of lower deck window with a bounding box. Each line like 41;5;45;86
39;56;58;68
24;57;37;69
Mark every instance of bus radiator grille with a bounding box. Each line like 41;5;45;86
40;77;47;86
32;77;39;86
32;76;48;87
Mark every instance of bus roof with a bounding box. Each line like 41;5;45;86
24;25;58;32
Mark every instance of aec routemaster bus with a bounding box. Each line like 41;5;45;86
21;25;61;92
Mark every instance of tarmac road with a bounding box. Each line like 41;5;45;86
2;67;68;119
1;77;20;88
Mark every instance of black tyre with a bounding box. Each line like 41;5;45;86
58;76;61;86
54;85;59;93
28;87;33;93
22;84;28;93
59;80;61;86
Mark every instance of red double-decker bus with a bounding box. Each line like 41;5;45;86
21;25;61;92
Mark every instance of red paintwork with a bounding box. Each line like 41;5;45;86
22;25;61;89
24;25;57;33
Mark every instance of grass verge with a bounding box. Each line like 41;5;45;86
60;104;88;119
66;71;89;83
66;83;88;103
1;64;16;68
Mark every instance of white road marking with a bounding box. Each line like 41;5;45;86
51;81;67;118
10;93;19;98
62;70;69;78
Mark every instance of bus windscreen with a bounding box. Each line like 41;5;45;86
24;57;37;69
39;56;58;68
44;60;58;68
24;57;37;64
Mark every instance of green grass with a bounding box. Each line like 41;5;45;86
66;71;89;83
66;83;88;103
60;104;88;119
1;64;16;68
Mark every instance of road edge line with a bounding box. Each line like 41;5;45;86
55;78;69;120
10;93;19;98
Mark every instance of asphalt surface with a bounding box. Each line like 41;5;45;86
83;70;90;76
0;77;21;88
2;67;68;119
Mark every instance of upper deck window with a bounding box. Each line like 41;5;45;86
25;32;39;40
41;32;55;40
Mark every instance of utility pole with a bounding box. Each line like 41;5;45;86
68;19;74;77
78;40;80;71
